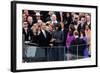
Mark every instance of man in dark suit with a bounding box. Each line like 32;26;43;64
38;23;52;61
38;30;51;47
23;22;31;41
77;16;86;36
38;23;52;47
63;12;72;29
71;14;79;25
27;16;34;30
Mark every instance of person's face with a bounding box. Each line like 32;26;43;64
45;26;50;31
71;12;75;16
36;16;40;20
86;15;91;22
80;32;84;38
34;24;37;28
66;13;70;17
74;17;78;22
80;32;83;36
23;22;28;28
51;15;56;21
85;25;89;30
81;18;85;24
22;14;27;22
55;26;59;30
24;10;29;16
33;24;38;31
48;11;54;16
37;20;42;26
74;14;79;22
41;23;46;30
74;31;79;38
27;16;33;24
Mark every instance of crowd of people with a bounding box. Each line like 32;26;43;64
22;10;91;60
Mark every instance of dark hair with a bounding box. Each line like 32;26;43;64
55;24;61;31
80;29;85;36
69;24;75;32
74;31;79;36
75;13;79;15
80;16;85;20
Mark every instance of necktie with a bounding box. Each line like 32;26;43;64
42;30;46;38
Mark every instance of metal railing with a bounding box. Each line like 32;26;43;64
23;42;90;62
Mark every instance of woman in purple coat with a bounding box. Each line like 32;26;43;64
65;24;75;60
66;25;75;49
